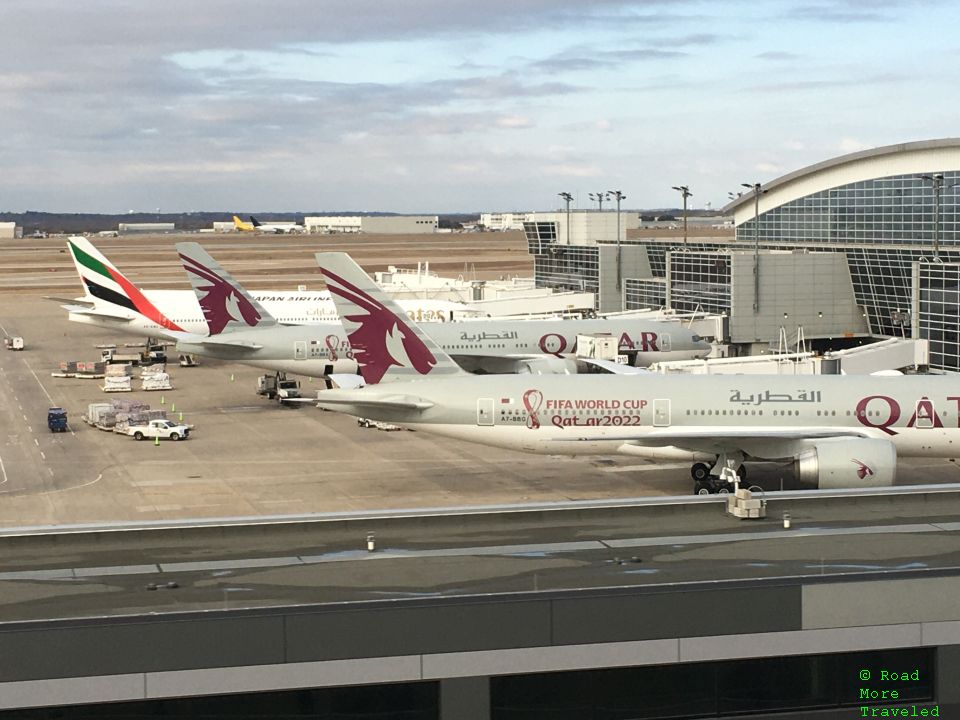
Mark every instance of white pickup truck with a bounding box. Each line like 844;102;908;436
124;419;191;441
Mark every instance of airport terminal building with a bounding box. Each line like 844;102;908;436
526;139;960;370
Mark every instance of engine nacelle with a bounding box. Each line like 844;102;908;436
796;438;896;490
517;357;579;375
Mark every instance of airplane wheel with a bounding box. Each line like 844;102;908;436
695;483;711;495
717;486;731;495
691;463;710;482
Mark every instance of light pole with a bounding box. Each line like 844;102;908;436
742;182;762;312
558;191;573;246
672;185;692;249
588;192;606;211
919;174;960;260
609;190;626;290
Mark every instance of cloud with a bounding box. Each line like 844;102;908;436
496;115;534;129
784;3;894;23
529;44;687;74
755;51;801;61
838;138;873;153
754;162;781;174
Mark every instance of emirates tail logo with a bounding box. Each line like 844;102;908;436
180;254;262;334
323;268;437;384
853;458;874;480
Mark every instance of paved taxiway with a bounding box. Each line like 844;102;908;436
0;234;958;529
0;487;958;622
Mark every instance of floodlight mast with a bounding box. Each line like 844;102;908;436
672;185;692;249
609;190;626;291
742;182;762;312
558;191;573;246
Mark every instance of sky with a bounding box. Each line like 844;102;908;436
1;0;958;214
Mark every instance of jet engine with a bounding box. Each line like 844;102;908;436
796;438;896;489
516;357;579;375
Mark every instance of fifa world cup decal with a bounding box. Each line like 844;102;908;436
523;389;544;429
325;334;340;361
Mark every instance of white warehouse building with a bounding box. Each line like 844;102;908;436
305;216;438;234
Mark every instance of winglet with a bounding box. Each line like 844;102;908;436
66;236;184;332
315;252;464;385
176;242;277;335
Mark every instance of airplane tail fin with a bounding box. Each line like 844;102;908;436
315;252;465;385
232;215;253;231
249;215;262;227
175;242;277;335
66;236;184;332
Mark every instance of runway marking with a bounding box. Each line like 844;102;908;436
33;438;38;446
39;451;45;460
24;362;54;403
0;454;7;485
37;473;101;496
0;320;8;336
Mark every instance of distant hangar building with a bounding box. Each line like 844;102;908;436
0;222;22;239
305;216;438;234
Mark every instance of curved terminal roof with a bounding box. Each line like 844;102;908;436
723;138;960;226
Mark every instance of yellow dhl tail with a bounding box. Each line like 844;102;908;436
232;215;254;232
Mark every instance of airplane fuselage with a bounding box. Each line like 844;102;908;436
172;317;710;377
315;373;960;461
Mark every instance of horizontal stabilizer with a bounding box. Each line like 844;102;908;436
63;305;133;322
45;295;95;308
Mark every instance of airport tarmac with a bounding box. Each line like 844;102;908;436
0;233;958;529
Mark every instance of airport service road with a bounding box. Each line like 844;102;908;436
0;489;959;622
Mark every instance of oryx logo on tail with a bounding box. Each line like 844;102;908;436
322;268;436;384
179;254;262;334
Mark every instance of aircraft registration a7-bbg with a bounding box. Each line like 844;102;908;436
313;251;960;494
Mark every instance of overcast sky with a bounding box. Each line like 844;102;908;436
1;0;957;214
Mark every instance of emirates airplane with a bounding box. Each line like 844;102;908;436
164;242;710;378
310;251;960;494
57;236;482;338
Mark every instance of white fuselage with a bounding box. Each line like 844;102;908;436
315;373;960;461
68;294;711;377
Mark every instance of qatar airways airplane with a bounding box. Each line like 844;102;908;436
310;251;960;494
164;242;711;378
57;236;482;338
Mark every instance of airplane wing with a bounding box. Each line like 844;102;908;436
579;358;650;374
329;374;366;389
165;329;264;351
315;394;434;411
557;427;871;459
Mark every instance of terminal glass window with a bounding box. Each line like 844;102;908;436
737;171;960;247
917;261;960;371
534;246;600;299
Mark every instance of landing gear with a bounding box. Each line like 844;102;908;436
691;463;710;482
691;454;747;495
